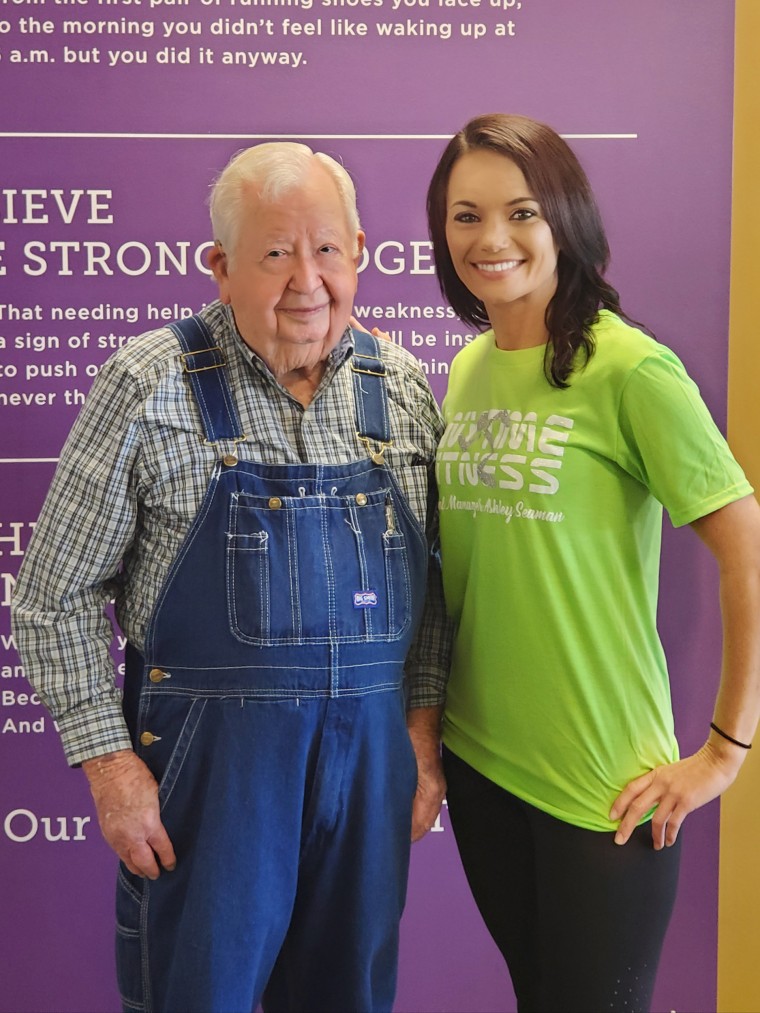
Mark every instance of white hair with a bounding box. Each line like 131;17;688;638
209;142;361;261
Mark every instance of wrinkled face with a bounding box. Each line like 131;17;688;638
445;149;558;320
209;162;364;379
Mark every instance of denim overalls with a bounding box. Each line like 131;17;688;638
116;317;428;1013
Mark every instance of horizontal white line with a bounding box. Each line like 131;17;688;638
0;132;638;141
0;458;60;464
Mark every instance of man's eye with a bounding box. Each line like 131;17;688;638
319;245;338;254
266;249;286;258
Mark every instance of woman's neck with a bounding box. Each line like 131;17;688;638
489;299;550;351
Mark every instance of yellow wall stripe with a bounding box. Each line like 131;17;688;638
718;2;760;1010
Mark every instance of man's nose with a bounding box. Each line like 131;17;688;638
289;253;322;293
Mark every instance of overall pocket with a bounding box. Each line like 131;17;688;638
226;488;411;645
135;695;207;809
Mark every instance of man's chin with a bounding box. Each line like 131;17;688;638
284;324;347;352
267;339;338;380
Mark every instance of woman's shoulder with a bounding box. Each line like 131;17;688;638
588;310;675;375
582;313;707;421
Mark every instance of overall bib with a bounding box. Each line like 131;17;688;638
116;317;428;1013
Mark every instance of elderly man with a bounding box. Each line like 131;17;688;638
13;143;450;1013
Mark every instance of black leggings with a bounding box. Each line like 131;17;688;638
443;747;682;1013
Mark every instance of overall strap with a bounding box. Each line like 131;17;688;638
169;314;245;444
350;329;392;465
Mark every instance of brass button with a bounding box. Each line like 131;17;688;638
148;668;167;684
140;731;157;747
268;497;282;509
355;493;368;506
222;453;238;467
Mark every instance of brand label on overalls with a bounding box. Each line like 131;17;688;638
353;590;378;608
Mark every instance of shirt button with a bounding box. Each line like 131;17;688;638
356;493;368;506
268;497;282;509
148;668;167;683
140;731;158;747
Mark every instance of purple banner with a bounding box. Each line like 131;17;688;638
1;2;735;1010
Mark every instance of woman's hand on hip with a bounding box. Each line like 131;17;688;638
610;740;744;849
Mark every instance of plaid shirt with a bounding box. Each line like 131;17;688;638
13;301;452;766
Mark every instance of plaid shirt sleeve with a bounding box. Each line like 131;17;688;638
404;509;454;709
392;360;454;709
12;353;146;765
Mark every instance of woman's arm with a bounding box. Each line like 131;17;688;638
610;494;760;848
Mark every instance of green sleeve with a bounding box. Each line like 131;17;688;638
615;348;752;527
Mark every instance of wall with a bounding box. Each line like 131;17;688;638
0;3;738;1010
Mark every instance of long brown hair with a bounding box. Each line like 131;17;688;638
427;113;627;387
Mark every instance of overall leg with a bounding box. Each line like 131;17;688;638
117;695;324;1013
262;691;418;1013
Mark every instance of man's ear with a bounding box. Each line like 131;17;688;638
207;242;231;303
354;230;366;265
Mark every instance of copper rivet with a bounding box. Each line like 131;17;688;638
222;453;238;467
268;497;282;509
356;493;368;506
149;668;166;684
140;732;156;747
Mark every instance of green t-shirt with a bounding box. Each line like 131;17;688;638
438;311;752;831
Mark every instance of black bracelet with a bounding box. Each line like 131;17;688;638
710;721;752;750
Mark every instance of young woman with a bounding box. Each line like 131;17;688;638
428;114;760;1011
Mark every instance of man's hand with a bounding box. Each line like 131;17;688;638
406;706;446;842
82;749;176;879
